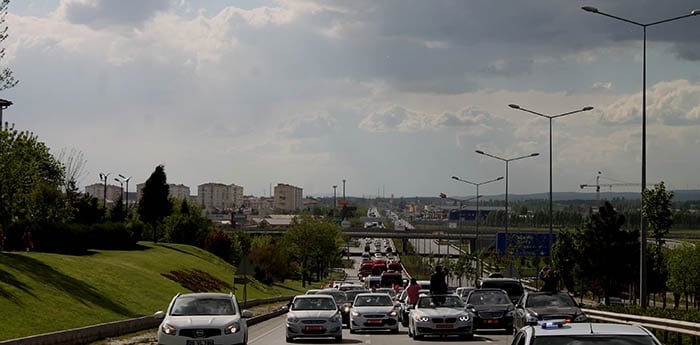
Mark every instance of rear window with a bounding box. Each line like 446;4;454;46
480;280;523;298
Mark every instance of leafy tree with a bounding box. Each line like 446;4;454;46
574;202;638;303
0;125;64;249
642;181;673;300
109;194;127;222
248;235;290;283
163;199;212;247
204;230;233;262
666;244;700;310
137;165;172;242
0;0;17;94
282;216;344;287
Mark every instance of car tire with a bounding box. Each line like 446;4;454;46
285;336;294;343
349;328;356;334
391;327;399;334
414;333;424;340
505;326;514;335
335;336;343;343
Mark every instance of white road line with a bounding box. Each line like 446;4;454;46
248;322;285;344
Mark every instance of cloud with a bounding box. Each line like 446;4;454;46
649;80;700;126
592;81;613;91
57;0;170;28
359;106;493;133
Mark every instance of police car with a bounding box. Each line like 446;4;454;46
511;320;662;345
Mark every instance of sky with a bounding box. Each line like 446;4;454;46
3;0;700;199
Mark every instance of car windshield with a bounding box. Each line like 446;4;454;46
353;295;393;306
293;297;337;311
533;335;658;345
527;293;577;308
316;290;348;304
345;289;368;303
171;297;236;316
468;291;510;305
418;296;463;308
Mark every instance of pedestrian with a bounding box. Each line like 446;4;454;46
406;278;421;306
539;267;559;293
22;230;33;252
429;265;448;295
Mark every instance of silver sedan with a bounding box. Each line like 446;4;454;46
349;293;400;333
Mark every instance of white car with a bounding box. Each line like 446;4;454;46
408;294;474;340
286;295;343;343
349;293;399;333
154;292;252;345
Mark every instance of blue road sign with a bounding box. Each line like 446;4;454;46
496;232;556;257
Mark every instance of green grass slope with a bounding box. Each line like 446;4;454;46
0;242;311;341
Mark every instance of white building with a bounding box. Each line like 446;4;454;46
197;182;244;211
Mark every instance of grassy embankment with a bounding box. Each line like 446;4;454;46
0;242;317;341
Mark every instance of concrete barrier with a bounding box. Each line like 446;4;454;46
0;296;293;345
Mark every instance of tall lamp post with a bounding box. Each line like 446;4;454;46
99;172;110;209
582;5;699;309
508;104;594;260
332;185;337;215
117;174;132;209
452;175;504;278
114;178;124;205
475;150;539;256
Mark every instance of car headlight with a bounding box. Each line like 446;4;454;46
330;315;341;323
415;315;429;322
388;310;398;317
574;314;588;322
161;323;177;336
459;315;471;322
287;316;298;323
225;322;241;334
351;311;360;317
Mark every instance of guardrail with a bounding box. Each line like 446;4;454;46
583;308;700;345
0;295;293;345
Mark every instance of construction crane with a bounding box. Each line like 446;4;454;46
580;171;650;205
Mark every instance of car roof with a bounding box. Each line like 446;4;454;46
178;292;234;299
529;322;655;337
294;294;335;300
356;292;393;297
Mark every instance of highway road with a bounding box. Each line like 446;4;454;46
247;313;514;345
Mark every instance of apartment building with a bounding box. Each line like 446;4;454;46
135;183;192;202
84;183;123;206
197;182;244;211
273;183;303;212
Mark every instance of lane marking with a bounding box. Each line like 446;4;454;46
249;321;285;344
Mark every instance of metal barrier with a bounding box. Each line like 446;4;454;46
583;308;700;345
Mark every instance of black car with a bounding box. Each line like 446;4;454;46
476;278;524;304
513;291;588;329
315;289;352;327
464;288;515;334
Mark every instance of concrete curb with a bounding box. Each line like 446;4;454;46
0;296;293;345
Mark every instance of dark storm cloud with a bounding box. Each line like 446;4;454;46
61;0;170;28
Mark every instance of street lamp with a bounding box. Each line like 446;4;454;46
582;5;700;309
509;104;594;259
118;174;132;209
99;172;110;209
0;98;12;128
114;178;124;205
452;175;504;279
475;150;539;255
332;185;337;214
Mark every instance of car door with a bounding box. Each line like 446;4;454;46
513;294;527;329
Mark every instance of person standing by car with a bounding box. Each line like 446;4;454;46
539;267;559;293
406;278;421;305
430;265;448;295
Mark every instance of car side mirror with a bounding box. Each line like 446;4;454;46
241;310;254;318
154;311;165;320
281;305;290;312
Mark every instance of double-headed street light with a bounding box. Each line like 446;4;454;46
451;175;504;248
582;5;699;309
475;150;539;255
117;174;132;208
98;172;110;209
509;104;594;260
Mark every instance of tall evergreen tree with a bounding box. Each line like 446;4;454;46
137;165;172;242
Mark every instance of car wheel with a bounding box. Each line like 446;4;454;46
461;333;474;341
349;327;356;334
335;336;343;343
414;333;424;340
506;326;514;335
391;327;399;334
285;336;294;343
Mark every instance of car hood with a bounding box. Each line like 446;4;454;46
416;307;468;317
527;306;582;316
289;310;339;319
352;306;395;313
166;315;240;328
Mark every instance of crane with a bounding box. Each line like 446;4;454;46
580;171;651;205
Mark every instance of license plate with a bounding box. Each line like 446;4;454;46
186;340;213;345
305;325;323;331
486;319;499;324
436;323;453;329
368;319;383;324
